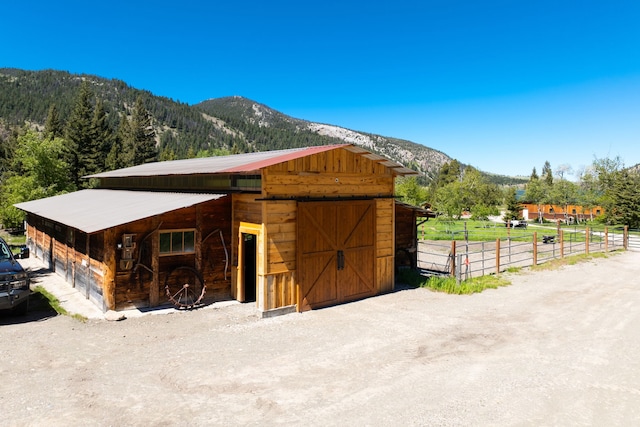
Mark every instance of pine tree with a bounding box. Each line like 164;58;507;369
542;161;553;186
530;167;538;181
44;104;63;138
91;98;113;171
129;96;157;165
609;170;640;228
503;187;523;222
65;81;97;188
107;115;130;170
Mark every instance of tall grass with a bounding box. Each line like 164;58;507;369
397;268;510;295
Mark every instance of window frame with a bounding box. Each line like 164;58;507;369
159;229;196;256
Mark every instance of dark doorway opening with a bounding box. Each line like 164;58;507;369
242;233;257;302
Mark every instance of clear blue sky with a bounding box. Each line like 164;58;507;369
3;1;640;178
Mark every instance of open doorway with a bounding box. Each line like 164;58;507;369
242;233;257;303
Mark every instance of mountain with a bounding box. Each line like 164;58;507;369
195;96;452;181
0;68;524;184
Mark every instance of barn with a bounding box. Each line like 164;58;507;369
16;144;419;316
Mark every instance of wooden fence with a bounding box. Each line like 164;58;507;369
416;226;629;282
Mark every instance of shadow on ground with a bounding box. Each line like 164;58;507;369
0;290;59;326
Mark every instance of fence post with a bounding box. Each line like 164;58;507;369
495;238;501;274
604;227;609;252
533;232;538;266
450;240;456;277
560;230;564;258
624;226;629;250
585;227;590;255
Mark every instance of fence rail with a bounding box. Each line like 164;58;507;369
417;226;629;282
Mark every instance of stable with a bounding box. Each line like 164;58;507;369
16;144;418;316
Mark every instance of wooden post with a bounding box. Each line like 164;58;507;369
195;205;203;281
585;227;590;255
103;228;116;311
533;232;538;266
449;240;456;277
604;227;609;252
495;238;501;274
624;226;629;250
85;235;91;299
150;218;160;307
560;230;564;258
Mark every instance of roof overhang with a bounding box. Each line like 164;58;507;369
15;190;226;234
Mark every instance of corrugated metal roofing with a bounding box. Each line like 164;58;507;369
15;190;226;234
86;144;418;178
87;145;346;178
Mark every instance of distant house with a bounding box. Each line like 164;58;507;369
16;144;421;316
521;203;603;223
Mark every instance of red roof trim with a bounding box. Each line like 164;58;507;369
219;144;350;173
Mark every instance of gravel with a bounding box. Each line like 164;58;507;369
1;251;639;426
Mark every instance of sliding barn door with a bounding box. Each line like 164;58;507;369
298;200;376;311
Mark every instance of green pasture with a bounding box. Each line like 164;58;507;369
417;219;617;243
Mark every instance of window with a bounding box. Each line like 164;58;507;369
159;230;195;255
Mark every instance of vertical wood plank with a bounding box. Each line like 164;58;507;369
150;217;160;307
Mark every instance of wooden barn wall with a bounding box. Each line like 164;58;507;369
395;206;416;250
25;198;232;312
113;197;232;311
25;214;109;312
263;200;297;310
376;198;395;293
112;216;156;310
256;148;397;312
262;148;394;198
395;205;418;269
197;198;233;298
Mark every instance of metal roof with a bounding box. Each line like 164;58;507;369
15;190;226;234
86;144;418;178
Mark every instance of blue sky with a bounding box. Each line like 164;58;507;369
3;1;640;177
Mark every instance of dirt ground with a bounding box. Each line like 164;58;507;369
2;251;640;426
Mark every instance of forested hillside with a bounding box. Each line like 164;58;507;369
0;68;526;185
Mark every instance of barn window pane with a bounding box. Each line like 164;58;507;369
160;233;171;253
171;232;183;252
183;231;195;252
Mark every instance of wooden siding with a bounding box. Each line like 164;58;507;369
264;201;297;274
25;197;232;312
25;217;110;311
376;199;395;293
394;203;421;269
262;149;394;199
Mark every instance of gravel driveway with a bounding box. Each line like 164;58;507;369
1;251;639;426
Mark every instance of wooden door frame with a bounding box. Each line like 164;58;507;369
236;222;263;306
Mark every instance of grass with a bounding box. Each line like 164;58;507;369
0;229;27;250
32;285;87;322
417;219;622;244
531;251;616;271
419;219;540;241
398;250;622;295
397;268;510;295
